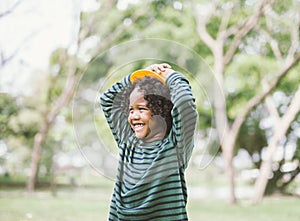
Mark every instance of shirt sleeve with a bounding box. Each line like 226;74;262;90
100;74;133;145
166;71;198;169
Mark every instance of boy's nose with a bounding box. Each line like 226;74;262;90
132;112;140;119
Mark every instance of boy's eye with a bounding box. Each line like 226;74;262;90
128;106;149;114
139;107;149;111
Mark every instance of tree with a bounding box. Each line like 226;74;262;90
27;0;154;192
251;1;300;202
252;67;300;201
27;49;78;192
192;0;300;203
252;85;300;202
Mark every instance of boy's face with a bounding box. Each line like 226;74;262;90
128;87;166;142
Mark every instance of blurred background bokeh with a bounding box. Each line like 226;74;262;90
0;0;300;220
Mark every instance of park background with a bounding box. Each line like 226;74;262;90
0;0;300;220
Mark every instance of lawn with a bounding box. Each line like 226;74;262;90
188;197;300;221
0;188;111;221
1;188;299;221
1;171;299;221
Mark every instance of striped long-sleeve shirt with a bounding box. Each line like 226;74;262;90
100;71;198;221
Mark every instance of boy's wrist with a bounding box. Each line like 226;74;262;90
160;68;175;79
166;71;182;82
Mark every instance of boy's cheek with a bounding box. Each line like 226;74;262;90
127;117;133;129
150;115;167;133
127;117;130;124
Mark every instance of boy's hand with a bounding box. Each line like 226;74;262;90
146;63;174;79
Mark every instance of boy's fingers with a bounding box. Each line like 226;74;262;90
152;65;160;73
148;63;172;73
161;63;172;69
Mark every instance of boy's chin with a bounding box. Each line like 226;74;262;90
135;133;146;139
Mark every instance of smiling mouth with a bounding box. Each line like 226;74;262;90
133;123;145;131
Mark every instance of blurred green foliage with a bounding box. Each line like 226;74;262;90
0;0;299;197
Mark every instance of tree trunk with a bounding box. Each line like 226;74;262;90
222;132;237;204
193;1;269;203
212;40;238;203
27;124;49;192
50;157;57;197
26;57;77;192
252;86;300;203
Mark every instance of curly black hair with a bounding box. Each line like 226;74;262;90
122;77;173;137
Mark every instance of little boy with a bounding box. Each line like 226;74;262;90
100;63;197;220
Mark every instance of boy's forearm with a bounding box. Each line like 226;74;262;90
100;74;131;110
166;71;195;106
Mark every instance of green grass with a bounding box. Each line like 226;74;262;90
0;188;111;221
188;197;300;221
1;171;300;221
1;188;300;221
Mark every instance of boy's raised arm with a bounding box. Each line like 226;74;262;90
166;71;198;169
100;75;132;145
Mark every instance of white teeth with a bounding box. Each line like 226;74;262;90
133;123;144;129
